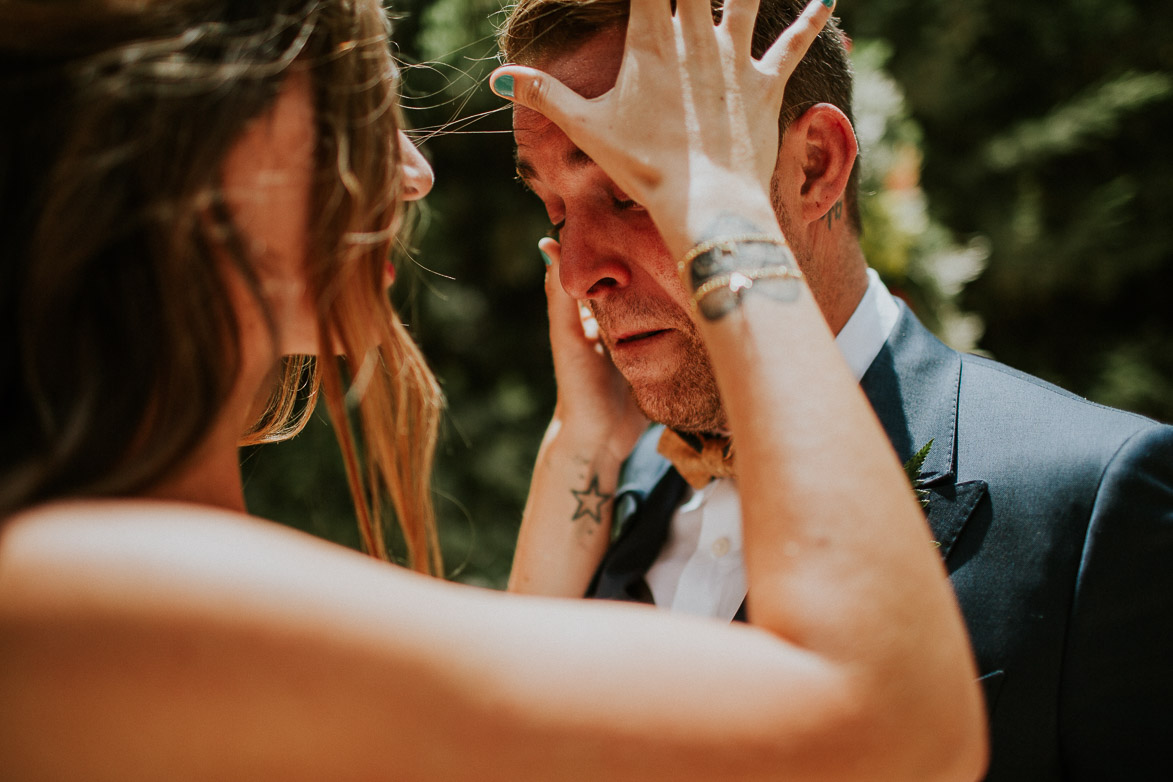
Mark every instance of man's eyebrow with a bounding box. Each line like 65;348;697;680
515;155;538;192
514;146;595;191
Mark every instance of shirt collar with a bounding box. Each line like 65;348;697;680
835;268;900;382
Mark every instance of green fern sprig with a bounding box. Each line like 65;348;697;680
903;438;934;511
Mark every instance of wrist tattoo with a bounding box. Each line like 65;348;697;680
570;475;611;526
684;214;803;321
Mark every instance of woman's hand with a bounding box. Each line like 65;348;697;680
492;0;835;256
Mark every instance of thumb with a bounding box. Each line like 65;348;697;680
490;64;586;127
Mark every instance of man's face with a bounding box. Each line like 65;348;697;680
513;26;726;433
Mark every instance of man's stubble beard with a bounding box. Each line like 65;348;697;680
592;296;727;434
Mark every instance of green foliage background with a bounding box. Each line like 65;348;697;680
244;0;1173;587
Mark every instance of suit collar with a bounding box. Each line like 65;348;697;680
615;426;675;502
860;301;960;484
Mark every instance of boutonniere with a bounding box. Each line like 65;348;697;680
902;439;934;512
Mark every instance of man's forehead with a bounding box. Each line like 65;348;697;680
512;25;625;182
511;25;625;130
537;24;625;97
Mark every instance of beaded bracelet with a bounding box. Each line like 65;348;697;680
677;233;788;280
691;265;804;312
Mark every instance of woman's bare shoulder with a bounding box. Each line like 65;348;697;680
0;499;509;779
0;497;477;637
2;498;388;605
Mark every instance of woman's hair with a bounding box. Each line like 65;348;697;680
0;0;444;573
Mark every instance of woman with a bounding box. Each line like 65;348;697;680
0;0;986;779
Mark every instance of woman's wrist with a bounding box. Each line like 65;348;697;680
671;213;804;321
640;173;782;261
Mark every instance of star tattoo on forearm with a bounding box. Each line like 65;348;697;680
570;475;612;524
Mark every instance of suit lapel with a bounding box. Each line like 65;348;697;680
925;479;988;561
861;303;986;564
861;303;960;483
588;428;684;603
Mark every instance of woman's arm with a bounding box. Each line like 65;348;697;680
2;496;982;781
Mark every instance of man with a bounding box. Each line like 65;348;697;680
501;0;1173;779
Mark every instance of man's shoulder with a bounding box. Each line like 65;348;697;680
879;309;1170;486
948;351;1173;499
885;306;1164;446
957;351;1162;440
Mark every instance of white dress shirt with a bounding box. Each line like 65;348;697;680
644;268;901;619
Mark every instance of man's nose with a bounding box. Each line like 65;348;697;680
398;131;433;201
557;213;633;300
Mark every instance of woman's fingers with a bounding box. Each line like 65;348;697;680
760;0;834;77
626;0;676;53
490;65;586;130
491;65;611;182
720;0;765;54
675;0;718;48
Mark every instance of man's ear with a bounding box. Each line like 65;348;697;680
776;103;858;226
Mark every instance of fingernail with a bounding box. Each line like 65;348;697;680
493;74;515;98
821;0;835;8
539;248;552;267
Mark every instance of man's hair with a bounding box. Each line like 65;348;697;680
499;0;861;230
0;0;443;573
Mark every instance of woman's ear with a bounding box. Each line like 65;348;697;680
776;103;858;228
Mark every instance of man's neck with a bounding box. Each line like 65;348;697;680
812;244;871;338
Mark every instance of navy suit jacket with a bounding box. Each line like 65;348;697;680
588;303;1173;780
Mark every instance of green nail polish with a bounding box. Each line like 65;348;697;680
494;74;515;98
540;248;552;267
820;0;834;7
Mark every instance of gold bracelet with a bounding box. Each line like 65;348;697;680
677;234;788;278
691;266;804;311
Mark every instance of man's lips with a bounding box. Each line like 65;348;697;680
615;328;669;344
